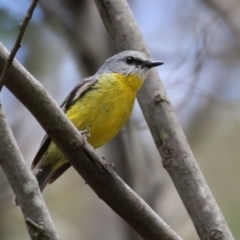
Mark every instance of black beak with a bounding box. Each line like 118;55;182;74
142;61;164;69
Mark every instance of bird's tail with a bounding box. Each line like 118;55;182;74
33;164;54;192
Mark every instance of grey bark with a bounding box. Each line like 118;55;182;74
94;0;234;239
0;42;182;240
0;102;59;240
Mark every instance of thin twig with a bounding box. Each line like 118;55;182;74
0;0;38;91
201;0;240;51
176;33;206;112
25;218;44;232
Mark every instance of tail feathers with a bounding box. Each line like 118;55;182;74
34;165;54;192
49;162;71;184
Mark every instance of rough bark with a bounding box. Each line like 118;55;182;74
0;102;59;240
94;0;234;239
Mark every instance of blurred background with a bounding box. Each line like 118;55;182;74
0;0;240;239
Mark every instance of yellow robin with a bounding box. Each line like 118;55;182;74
31;50;163;191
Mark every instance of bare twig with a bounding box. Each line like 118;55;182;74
0;42;182;240
94;0;234;239
201;0;240;50
176;34;206;112
0;102;59;240
0;0;38;91
25;218;44;233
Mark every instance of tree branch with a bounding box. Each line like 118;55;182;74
0;1;59;239
0;0;38;91
0;102;59;240
93;0;234;239
0;42;182;240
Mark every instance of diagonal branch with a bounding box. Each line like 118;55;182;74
93;0;234;239
0;42;182;240
0;102;59;240
0;1;59;239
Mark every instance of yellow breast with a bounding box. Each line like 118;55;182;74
66;73;143;148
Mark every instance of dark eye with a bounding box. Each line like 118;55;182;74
126;56;135;64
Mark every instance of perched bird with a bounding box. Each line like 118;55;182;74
31;50;163;191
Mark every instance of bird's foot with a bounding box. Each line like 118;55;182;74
80;130;90;140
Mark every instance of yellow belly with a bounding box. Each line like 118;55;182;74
46;73;143;170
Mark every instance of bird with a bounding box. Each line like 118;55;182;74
31;50;163;191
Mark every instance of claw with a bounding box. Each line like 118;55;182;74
80;130;90;140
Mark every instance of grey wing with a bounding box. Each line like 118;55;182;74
31;76;98;170
31;134;51;170
61;76;98;112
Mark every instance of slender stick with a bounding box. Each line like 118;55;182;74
201;0;240;49
0;42;182;240
93;0;234;239
0;0;38;91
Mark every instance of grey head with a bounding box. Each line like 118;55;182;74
96;50;163;80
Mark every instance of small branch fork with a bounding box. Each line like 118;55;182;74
25;218;51;239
